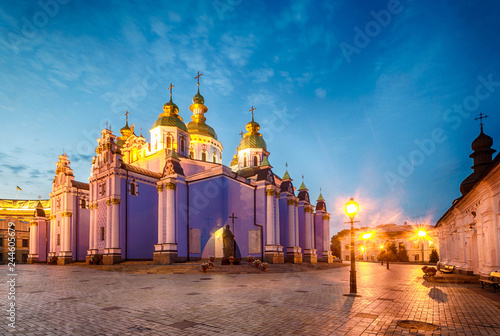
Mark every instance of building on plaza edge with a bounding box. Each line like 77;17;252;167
436;115;500;275
0;199;50;264
28;75;333;265
336;223;437;263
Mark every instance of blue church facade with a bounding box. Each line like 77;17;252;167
29;76;333;265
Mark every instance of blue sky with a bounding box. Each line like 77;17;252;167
1;0;500;234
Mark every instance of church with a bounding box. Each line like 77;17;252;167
28;74;333;265
436;115;500;275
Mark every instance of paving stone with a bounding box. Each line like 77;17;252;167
2;263;500;335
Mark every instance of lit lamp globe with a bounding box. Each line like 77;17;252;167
345;198;359;219
418;230;427;237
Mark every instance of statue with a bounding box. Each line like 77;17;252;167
222;225;234;259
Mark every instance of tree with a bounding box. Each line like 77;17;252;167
429;248;439;263
397;245;409;262
330;235;341;258
386;242;397;261
377;249;386;261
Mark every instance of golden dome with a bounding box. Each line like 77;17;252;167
153;116;188;132
238;111;266;150
163;98;179;116
120;123;132;137
187;121;218;140
193;87;205;105
230;155;238;166
238;134;267;151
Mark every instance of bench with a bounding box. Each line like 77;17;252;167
479;272;500;292
438;265;455;274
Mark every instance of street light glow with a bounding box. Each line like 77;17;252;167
418;230;427;237
345;198;359;219
362;233;373;239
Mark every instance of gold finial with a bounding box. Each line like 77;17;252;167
140;127;143;137
125;110;129;125
168;83;175;100
249;106;256;121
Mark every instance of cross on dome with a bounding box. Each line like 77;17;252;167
168;83;175;99
475;113;488;132
195;71;203;86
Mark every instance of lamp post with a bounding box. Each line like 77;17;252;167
380;245;384;265
345;198;359;294
418;230;427;262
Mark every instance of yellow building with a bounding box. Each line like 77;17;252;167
338;223;437;262
0;199;50;264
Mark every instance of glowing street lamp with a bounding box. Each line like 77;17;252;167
362;233;373;240
418;229;427;261
345;198;359;295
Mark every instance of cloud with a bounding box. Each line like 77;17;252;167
30;169;42;178
169;12;181;23
1;164;28;174
150;18;169;37
219;33;257;66
275;0;309;29
315;87;326;98
249;68;274;83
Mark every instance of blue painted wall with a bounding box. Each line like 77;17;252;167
121;178;158;259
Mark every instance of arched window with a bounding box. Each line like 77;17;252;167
180;138;185;153
57;234;61;245
190;149;194;159
201;151;206;161
213;152;217;163
243;156;247;167
166;135;172;149
253;155;258;166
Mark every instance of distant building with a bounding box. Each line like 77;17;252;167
338;222;437;262
0;199;50;264
436;118;499;275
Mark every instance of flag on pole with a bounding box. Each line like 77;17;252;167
16;186;22;191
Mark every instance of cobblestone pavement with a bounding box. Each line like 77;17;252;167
1;262;500;336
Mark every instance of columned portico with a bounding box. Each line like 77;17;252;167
303;206;317;263
58;211;73;264
265;188;284;263
103;198;122;265
154;180;179;264
286;198;302;263
27;221;39;263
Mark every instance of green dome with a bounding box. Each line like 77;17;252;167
239;134;267;151
193;89;205;104
153;116;188;132
187;121;218;140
